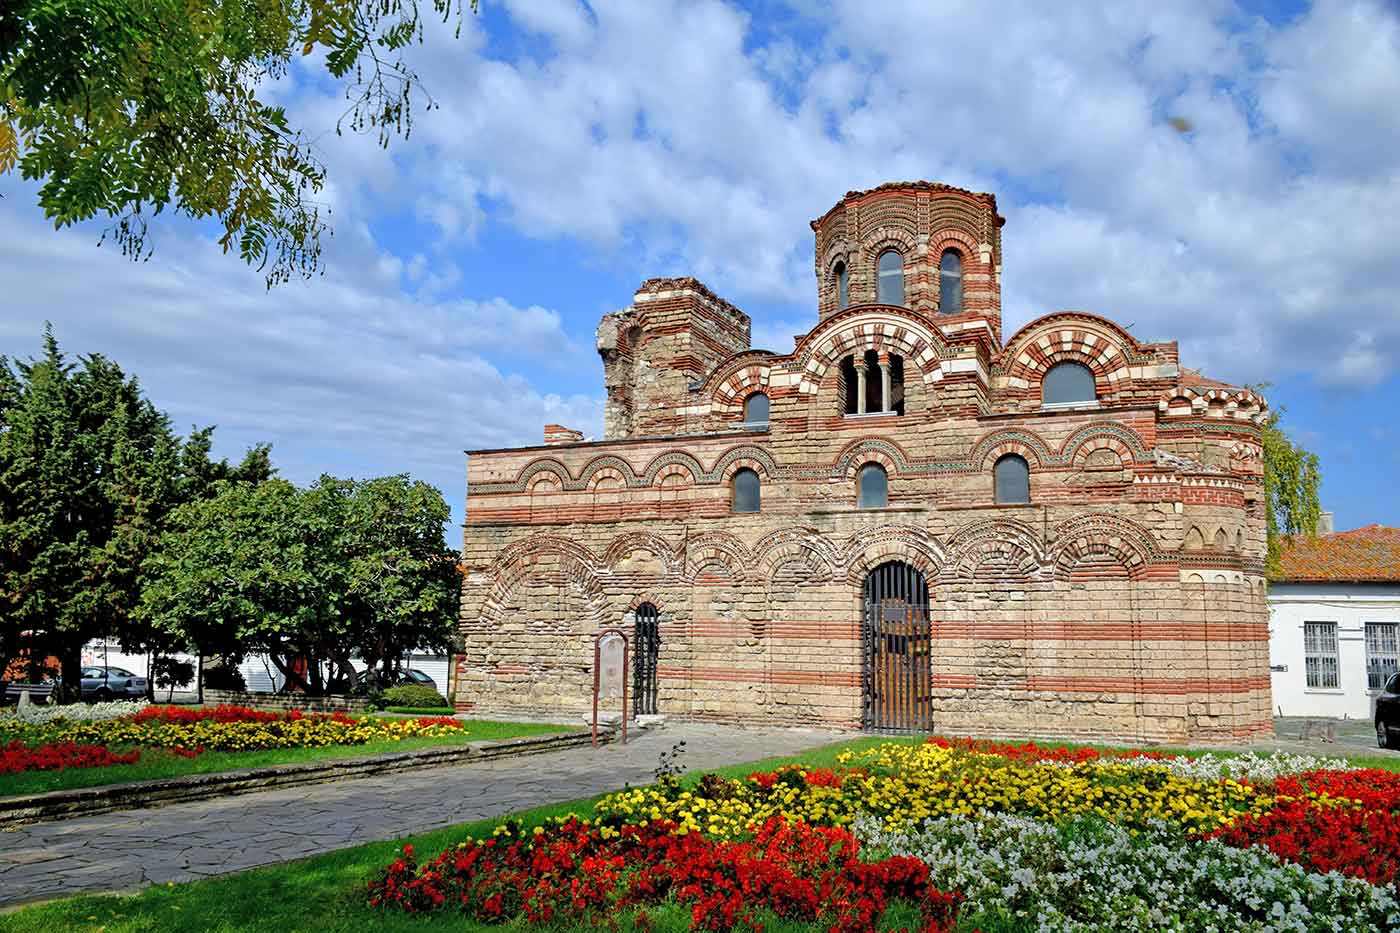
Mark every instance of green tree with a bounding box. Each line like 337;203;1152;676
1;0;476;286
1258;402;1322;576
135;478;339;692
0;328;269;695
312;474;459;691
138;473;459;694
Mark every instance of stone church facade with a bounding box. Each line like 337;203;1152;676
455;181;1273;742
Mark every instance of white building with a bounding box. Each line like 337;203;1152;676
1268;523;1400;719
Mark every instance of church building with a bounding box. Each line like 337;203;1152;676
454;181;1272;742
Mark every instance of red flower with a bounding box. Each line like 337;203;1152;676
0;740;140;774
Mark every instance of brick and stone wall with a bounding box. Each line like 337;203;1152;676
456;181;1272;743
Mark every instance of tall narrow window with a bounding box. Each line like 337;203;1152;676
939;250;963;315
742;392;769;425
994;454;1030;504
835;261;849;311
1305;622;1340;689
732;468;760;513
1367;622;1399;690
1042;361;1097;405
877;250;904;306
857;463;888;508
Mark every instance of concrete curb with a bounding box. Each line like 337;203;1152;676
0;728;609;828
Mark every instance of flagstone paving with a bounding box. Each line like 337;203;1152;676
0;724;847;909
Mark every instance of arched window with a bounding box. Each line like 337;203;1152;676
857;463;888;508
840;352;905;415
834;261;849;311
1042;361;1097;405
994;454;1030;504
939;250;963;315
731;468;760;513
877;250;904;306
742;392;769;425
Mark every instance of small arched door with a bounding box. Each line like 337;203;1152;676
632;603;661;716
862;561;932;732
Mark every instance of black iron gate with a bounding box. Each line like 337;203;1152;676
862;561;932;733
632;603;660;716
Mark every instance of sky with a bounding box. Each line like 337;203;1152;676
2;0;1399;538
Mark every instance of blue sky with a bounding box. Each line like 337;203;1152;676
2;0;1399;537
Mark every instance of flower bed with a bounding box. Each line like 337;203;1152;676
368;737;1400;931
367;816;962;932
0;740;141;774
0;704;467;775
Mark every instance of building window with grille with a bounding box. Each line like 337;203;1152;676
1304;622;1340;689
1367;622;1399;690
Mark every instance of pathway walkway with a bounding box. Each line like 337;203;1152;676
0;724;847;909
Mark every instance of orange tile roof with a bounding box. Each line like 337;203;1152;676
1276;525;1400;583
1177;367;1241;392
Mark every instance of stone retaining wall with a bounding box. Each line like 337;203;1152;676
203;689;371;713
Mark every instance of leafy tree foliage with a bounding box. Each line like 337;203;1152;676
1;0;474;286
1260;406;1322;576
0;327;270;696
138;474;459;695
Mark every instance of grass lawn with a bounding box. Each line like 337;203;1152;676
2;736;1396;932
0;720;575;799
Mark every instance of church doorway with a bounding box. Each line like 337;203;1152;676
861;561;932;732
632;603;660;716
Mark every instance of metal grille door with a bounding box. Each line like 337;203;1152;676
862;562;932;733
633;603;661;716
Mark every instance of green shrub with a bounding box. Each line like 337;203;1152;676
380;684;448;709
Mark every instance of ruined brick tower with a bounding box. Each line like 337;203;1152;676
455;181;1273;742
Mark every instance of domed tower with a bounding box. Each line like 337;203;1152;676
811;182;1004;339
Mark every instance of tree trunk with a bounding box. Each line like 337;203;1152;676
59;643;82;704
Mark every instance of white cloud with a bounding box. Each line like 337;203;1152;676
298;0;1400;390
0;200;602;527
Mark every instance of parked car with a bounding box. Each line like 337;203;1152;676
80;666;148;701
1377;672;1400;749
356;667;438;693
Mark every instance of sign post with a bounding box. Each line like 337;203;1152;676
592;629;629;746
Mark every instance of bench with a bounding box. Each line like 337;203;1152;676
2;682;55;705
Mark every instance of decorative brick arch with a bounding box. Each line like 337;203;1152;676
604;531;681;573
710;445;779;481
1050;514;1157;581
710;362;774;420
844;524;944;584
998;312;1147;402
526;470;565;494
753;526;841;581
820;237;856;277
577;455;640;490
683;532;753;581
941;519;1047;582
834;437;910;480
969;427;1052;470
482;535;606;628
585;466;627;492
513;457;575;491
1065;434;1134;471
626;593;668;614
650;462;697;488
640;451;705;487
858;225;919;264
793;308;950;397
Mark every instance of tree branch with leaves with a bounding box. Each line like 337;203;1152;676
1;0;476;286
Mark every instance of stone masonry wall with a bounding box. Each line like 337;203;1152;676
457;182;1272;744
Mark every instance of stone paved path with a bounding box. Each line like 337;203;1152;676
0;724;847;909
